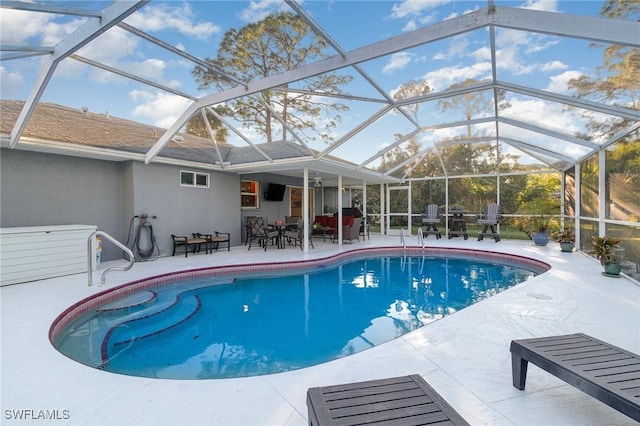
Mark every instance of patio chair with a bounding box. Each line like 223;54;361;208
421;204;442;239
283;220;314;250
193;231;230;252
477;203;501;242
342;217;361;243
246;217;279;251
171;234;208;257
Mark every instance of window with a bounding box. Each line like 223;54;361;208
241;180;259;209
180;170;209;188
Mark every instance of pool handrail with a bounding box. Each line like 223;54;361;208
417;227;425;249
87;231;135;286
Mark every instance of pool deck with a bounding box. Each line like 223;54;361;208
2;236;639;426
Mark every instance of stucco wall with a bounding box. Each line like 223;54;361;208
128;162;240;257
0;149;124;261
1;149;241;261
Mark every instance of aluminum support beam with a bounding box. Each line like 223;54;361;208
498;81;640;121
146;7;494;162
0;1;102;18
491;6;640;48
317;105;395;160
71;54;196;100
498;116;599;150
117;22;246;88
500;136;576;164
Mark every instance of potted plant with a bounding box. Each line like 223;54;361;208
531;215;550;246
551;228;575;252
590;235;623;277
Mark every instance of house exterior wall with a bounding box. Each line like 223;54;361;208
1;149;241;262
127;162;240;257
0;149;124;261
239;173;308;234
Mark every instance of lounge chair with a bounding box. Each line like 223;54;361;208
421;204;442;239
246;217;279;251
477;203;501;242
511;333;640;422
307;374;469;426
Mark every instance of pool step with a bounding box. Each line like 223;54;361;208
101;294;201;363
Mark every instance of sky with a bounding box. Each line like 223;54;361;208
0;0;626;170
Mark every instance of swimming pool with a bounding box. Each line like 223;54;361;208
51;248;549;380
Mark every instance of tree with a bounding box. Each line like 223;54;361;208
192;12;352;143
185;106;229;140
567;1;640;138
436;78;508;137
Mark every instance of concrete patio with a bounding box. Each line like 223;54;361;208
1;236;638;425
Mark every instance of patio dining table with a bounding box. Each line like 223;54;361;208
448;208;469;240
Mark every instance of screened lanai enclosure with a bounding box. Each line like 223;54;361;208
1;1;639;276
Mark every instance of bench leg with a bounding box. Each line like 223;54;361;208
512;353;528;390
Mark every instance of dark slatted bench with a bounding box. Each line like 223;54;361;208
511;333;640;422
306;374;469;426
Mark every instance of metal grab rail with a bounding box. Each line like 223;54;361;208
417;227;425;249
400;228;406;249
87;231;135;286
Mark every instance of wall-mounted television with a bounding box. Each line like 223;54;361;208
264;183;286;201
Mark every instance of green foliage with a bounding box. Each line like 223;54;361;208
551;228;576;243
590;235;623;265
510;174;561;238
185;106;229;140
192;12;352;144
567;2;639;139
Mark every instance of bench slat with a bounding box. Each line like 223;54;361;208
307;374;469;426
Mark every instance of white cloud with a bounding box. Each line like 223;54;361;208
125;3;220;40
402;20;418;32
0;9;52;43
383;52;412;74
390;0;452;19
545;70;583;93
521;0;559;12
0;66;24;98
434;35;470;61
421;62;492;91
541;61;568;72
130;90;192;128
77;27;139;65
502;97;580;135
238;0;291;23
494;47;536;75
124;59;167;82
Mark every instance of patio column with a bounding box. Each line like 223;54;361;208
304;168;309;252
338;175;343;245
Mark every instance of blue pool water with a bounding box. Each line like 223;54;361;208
54;254;540;379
